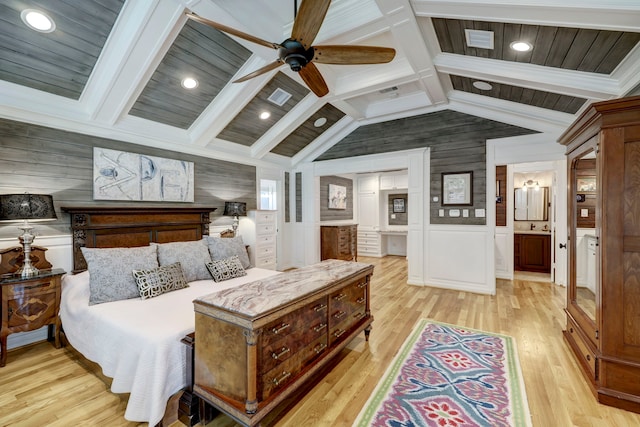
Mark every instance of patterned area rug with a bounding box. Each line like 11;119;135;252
354;319;532;427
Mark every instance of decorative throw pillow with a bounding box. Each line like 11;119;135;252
205;235;251;269
81;245;159;305
132;262;189;300
151;240;212;282
206;256;247;282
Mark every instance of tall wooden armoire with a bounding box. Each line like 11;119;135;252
559;95;640;413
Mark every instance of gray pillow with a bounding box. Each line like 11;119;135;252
81;245;159;305
132;262;188;300
206;256;247;282
151;240;212;282
205;235;251;269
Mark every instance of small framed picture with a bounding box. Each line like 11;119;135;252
576;176;596;193
393;198;405;213
442;171;473;206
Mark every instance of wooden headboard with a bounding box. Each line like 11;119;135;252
62;206;216;272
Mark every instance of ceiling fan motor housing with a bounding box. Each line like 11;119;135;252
279;39;314;72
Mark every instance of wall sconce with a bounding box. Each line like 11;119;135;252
522;179;540;192
0;193;57;277
223;201;247;236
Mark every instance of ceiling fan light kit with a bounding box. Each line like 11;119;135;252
185;0;395;97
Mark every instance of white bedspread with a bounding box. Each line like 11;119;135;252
60;268;281;426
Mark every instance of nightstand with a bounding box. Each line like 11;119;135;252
0;268;65;367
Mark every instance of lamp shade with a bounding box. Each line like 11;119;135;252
0;193;57;222
223;201;247;217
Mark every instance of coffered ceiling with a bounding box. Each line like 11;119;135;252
0;0;639;168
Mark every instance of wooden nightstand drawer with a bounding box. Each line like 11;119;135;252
1;269;65;367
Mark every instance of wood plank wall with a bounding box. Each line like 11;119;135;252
0;119;256;239
296;172;302;222
284;172;290;223
496;165;507;227
315;110;535;225
319;176;353;221
388;194;408;226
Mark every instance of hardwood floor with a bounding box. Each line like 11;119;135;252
1;255;639;426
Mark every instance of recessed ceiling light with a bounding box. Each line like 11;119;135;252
510;41;532;52
259;111;271;120
472;81;493;91
181;77;198;89
21;9;55;33
313;117;327;127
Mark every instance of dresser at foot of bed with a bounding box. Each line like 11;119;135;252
193;259;373;427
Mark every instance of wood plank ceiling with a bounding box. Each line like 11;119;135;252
0;1;638;167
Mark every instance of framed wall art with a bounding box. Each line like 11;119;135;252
441;171;473;206
328;184;347;209
392;198;405;213
93;147;194;202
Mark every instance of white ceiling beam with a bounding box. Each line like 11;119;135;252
87;1;187;125
292;116;359;166
189;56;280;147
410;0;640;31
251;95;326;159
435;53;620;100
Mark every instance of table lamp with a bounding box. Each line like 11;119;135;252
0;193;57;277
223;201;247;236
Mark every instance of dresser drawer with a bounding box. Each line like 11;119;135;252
256;234;275;245
566;316;597;379
5;279;57;297
255;211;276;224
260;320;328;373
256;223;276;235
260;335;327;400
262;298;328;346
7;291;57;328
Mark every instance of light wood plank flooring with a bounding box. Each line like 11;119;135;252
1;255;639;426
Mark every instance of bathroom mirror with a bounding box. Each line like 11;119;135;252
514;187;549;221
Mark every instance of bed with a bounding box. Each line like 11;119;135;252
59;207;281;426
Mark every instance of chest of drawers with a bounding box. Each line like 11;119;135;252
193;259;373;426
320;225;357;261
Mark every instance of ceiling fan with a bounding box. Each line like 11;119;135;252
186;0;396;97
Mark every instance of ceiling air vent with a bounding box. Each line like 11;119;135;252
464;29;494;49
379;86;398;94
267;88;292;106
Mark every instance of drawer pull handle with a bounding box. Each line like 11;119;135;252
333;311;346;319
25;283;48;290
357;282;367;289
313;303;327;312
313;343;327;354
333;293;347;301
7;307;13;320
272;371;291;386
271;347;290;360
353;312;365;320
333;329;345;339
313;323;327;332
586;354;591;361
356;297;366;304
271;323;290;334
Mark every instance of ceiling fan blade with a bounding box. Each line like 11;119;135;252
312;45;396;64
233;59;284;83
299;62;329;97
291;0;331;49
186;12;280;50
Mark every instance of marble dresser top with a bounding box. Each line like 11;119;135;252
195;259;373;318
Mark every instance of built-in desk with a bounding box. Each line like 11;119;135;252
380;229;407;256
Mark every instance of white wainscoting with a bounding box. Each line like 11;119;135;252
425;225;494;294
495;227;512;279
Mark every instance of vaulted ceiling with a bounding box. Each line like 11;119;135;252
1;0;639;169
